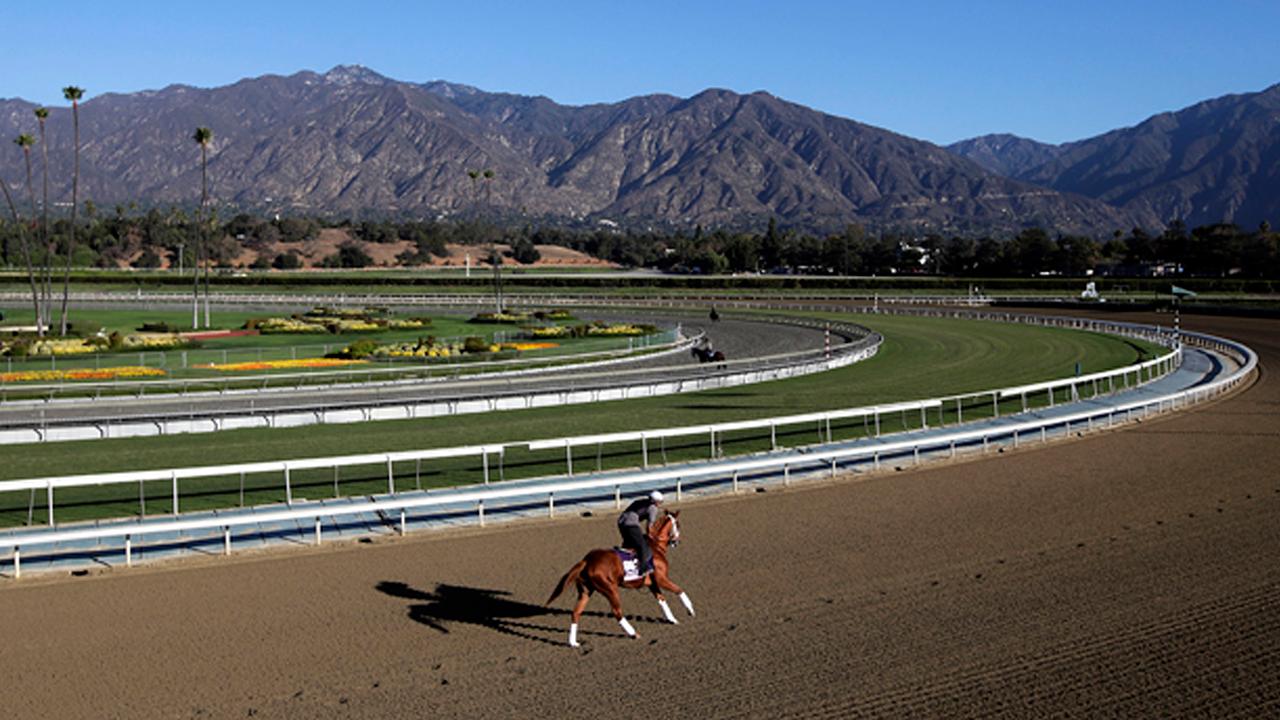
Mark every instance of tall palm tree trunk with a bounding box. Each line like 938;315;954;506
200;143;210;328
17;138;45;335
1;177;42;337
60;89;84;336
35;113;53;331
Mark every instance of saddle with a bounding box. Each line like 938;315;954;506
614;547;645;581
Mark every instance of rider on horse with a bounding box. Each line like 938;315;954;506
618;490;664;576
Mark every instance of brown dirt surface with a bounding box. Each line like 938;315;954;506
2;311;1278;718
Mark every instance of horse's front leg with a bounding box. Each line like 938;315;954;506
655;574;696;617
650;581;678;625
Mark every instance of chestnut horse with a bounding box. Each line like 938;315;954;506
546;510;695;647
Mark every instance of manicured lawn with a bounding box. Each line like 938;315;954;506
0;312;1164;526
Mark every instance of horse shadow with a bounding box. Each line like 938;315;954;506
376;580;664;647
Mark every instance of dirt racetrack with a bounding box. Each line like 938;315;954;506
1;311;1277;718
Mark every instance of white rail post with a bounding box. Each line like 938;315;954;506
224;527;231;556
399;509;407;536
284;465;293;506
172;471;179;516
957;398;963;423
732;471;740;493
920;406;927;430
1013;430;1019;448
314;517;322;545
478;500;486;527
46;483;54;527
565;443;573;477
874;410;880;436
240;471;246;506
125;536;132;567
770;423;777;450
614;486;621;509
992;392;999;418
12;547;19;579
641;435;649;468
387;457;396;494
677;478;683;501
783;464;790;487
548;492;555;517
710;429;716;459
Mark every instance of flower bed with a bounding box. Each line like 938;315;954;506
252;318;330;334
249;309;430;335
528;325;571;338
120;333;187;350
468;312;531;324
585;322;657;337
499;342;560;351
1;366;167;383
370;342;464;359
195;358;370;372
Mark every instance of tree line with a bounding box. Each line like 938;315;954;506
4;211;1277;281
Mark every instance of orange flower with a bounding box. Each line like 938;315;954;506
0;366;167;383
194;358;370;372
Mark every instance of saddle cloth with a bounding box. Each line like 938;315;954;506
614;547;643;581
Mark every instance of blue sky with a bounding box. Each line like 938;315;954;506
5;1;1279;145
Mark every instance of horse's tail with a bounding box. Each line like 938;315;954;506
546;559;588;606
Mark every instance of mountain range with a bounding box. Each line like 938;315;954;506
2;66;1275;237
947;84;1280;230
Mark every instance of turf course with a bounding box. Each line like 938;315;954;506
0;312;1164;526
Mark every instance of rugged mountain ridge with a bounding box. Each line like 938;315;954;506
2;66;1158;235
946;133;1063;178
948;85;1280;229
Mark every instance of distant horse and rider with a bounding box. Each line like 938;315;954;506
691;340;726;364
546;492;695;647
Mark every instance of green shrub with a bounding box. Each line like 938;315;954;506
137;321;176;333
339;338;380;359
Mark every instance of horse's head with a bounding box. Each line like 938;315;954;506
651;509;681;548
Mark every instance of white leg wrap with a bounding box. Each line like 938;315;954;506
619;617;637;637
569;623;579;648
679;591;696;616
659;598;679;624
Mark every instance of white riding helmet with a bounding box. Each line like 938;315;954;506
649;490;665;504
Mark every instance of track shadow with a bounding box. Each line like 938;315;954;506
376;580;663;647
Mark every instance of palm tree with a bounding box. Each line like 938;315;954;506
60;86;85;336
481;169;503;312
1;161;42;337
13;134;44;335
33;108;52;330
192;127;213;328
